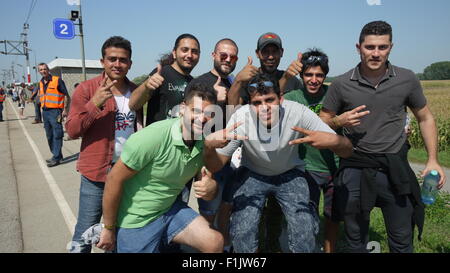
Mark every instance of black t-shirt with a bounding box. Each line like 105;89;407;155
189;71;232;91
187;71;232;130
146;65;193;126
239;69;301;104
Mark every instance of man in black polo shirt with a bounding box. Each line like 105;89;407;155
320;21;446;253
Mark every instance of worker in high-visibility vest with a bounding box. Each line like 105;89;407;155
38;63;71;167
0;87;6;122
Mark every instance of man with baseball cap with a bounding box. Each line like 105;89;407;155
228;32;301;105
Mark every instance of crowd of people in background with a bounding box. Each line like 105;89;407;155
0;20;447;253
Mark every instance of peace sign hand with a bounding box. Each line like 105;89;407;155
205;121;247;149
92;76;117;108
335;105;370;128
289;127;339;149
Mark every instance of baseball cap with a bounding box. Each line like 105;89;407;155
257;32;282;51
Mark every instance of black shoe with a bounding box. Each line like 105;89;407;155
45;159;52;164
0;120;4;122
47;159;60;167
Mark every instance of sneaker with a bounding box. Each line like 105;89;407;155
47;159;60;167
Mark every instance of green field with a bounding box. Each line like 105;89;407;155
407;80;450;166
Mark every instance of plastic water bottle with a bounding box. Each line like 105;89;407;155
421;170;440;205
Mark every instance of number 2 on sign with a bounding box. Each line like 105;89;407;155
60;24;68;35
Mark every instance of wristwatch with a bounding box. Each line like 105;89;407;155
102;223;115;230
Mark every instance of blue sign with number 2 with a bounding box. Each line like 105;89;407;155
53;18;75;40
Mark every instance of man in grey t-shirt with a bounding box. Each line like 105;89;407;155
320;21;446;253
203;73;353;253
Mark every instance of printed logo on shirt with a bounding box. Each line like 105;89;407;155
309;103;323;115
168;82;188;94
115;111;135;131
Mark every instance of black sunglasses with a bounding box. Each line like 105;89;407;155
303;55;328;65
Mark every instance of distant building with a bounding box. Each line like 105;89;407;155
47;58;103;95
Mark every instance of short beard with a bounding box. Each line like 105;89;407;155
213;60;234;77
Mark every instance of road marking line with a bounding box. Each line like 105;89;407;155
7;99;76;235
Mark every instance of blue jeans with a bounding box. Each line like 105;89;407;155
70;175;105;253
42;108;63;161
116;198;198;253
34;100;42;122
230;168;319;253
0;102;3;120
198;163;235;215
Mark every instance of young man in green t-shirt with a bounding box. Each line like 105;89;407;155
282;49;340;252
97;83;225;253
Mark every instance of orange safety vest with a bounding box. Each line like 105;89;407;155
0;93;5;102
40;76;65;109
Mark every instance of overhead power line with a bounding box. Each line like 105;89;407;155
24;0;37;25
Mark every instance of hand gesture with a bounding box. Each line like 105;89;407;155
92;77;117;108
289;127;338;149
214;76;228;103
284;53;303;79
335;105;370;128
145;64;164;91
205;121;247;149
193;167;217;200
235;56;258;83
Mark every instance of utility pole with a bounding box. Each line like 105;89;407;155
78;2;86;81
70;0;86;81
0;23;32;84
21;23;31;84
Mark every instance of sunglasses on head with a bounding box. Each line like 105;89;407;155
303;55;328;65
218;52;238;63
248;81;274;93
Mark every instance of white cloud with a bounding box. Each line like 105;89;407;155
367;0;382;6
66;0;80;6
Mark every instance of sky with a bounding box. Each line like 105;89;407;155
1;0;450;84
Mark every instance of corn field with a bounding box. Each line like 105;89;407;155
408;80;450;151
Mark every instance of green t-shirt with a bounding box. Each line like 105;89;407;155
283;85;339;173
117;117;204;228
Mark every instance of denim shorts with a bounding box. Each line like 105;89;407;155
198;163;235;215
305;170;334;219
116;198;199;253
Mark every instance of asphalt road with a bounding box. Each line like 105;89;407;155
0;97;448;253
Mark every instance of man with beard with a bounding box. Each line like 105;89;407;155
186;39;239;252
227;32;301;105
97;84;223;253
129;33;201;126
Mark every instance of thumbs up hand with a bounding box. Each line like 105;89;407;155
235;56;259;83
193;167;218;201
284;52;303;79
213;76;228;103
145;63;165;91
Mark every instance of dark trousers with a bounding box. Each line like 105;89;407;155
341;168;414;253
34;99;42;122
0;102;3;120
43;108;63;161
